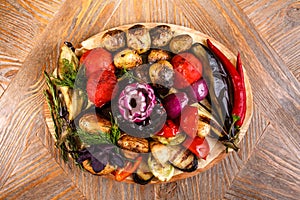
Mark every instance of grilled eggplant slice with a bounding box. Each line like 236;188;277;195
132;160;154;185
168;145;198;172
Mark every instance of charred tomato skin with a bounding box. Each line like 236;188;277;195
86;70;118;108
171;52;203;89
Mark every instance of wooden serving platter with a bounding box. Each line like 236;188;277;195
44;23;253;184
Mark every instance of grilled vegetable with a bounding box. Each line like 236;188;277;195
86;70;118;108
163;92;189;119
183;136;210;159
101;29;126;52
234;52;246;127
155;120;180;138
169;34;193;54
115;156;143;181
80;47;115;79
205;41;236;133
168;145;198;172
127;24;151;54
113;48;143;69
148;49;171;63
152;133;186;145
77;144;124;175
195;103;228;138
191;43;235;144
171;52;203;89
148;155;174;182
78;113;111;134
82;160;115;175
54;43;86;120
57;44;79;81
150;141;170;164
187;78;209;103
149;60;174;89
132;160;154;185
118;83;156;123
132;64;151;83
117;133;150;153
180;105;199;138
150;25;174;47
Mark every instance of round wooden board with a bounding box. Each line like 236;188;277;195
44;23;253;184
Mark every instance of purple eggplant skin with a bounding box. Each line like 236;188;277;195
168;146;198;172
163;92;189;119
191;43;234;139
132;173;154;185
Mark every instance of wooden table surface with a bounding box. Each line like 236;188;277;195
0;0;299;199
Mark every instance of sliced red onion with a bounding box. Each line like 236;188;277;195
163;92;189;119
187;78;209;102
118;83;156;123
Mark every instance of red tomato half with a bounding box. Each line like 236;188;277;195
171;53;202;89
180;105;199;138
183;136;210;159
80;48;115;78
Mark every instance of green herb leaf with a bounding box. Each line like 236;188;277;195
53;59;78;88
110;115;121;145
75;129;111;145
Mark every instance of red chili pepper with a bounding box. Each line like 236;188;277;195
183;136;210;159
156;120;180;138
235;53;246;127
206;39;246;128
115;156;142;181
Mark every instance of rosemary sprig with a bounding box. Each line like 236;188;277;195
109;114;121;145
75;129;111;146
52;58;78;88
44;71;61;140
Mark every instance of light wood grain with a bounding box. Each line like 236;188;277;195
0;0;299;199
237;0;300;81
0;0;64;96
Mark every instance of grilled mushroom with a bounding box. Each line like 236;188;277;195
169;34;193;54
127;24;151;54
150;25;174;47
101;29;126;52
149;60;174;89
